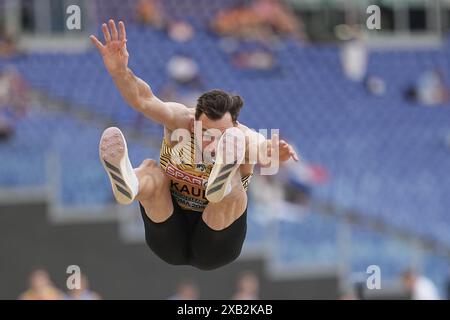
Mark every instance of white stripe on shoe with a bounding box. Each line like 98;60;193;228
206;127;245;203
99;127;139;205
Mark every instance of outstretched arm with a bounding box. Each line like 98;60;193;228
90;20;190;130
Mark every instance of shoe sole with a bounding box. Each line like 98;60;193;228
99;127;138;205
206;127;245;203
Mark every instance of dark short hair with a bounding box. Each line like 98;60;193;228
195;89;244;123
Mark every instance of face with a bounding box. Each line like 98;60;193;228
239;274;259;293
193;112;236;157
403;273;416;291
179;284;199;300
30;270;51;290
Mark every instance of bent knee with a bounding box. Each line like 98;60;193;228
140;159;157;168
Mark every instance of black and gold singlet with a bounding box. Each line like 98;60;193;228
159;133;252;212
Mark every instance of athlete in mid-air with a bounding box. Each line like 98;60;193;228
90;20;299;270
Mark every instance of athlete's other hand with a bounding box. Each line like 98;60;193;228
272;134;299;163
90;20;129;76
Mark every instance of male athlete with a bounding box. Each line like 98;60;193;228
90;20;299;270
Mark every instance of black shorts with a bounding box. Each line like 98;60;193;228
139;196;247;271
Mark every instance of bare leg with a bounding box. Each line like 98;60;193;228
99;131;189;264
134;159;173;223
202;172;248;231
203;127;248;231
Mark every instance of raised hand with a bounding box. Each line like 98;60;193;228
90;20;129;76
278;139;299;162
271;134;299;163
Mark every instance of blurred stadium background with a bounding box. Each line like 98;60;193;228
1;0;450;300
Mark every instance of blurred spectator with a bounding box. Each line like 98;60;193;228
136;0;196;43
19;269;64;300
401;269;440;300
168;21;195;43
161;53;203;107
415;70;449;106
65;274;101;300
281;159;329;197
219;36;278;73
340;277;365;300
404;85;418;103
21;0;36;33
339;290;359;300
250;0;305;39
232;272;260;300
168;280;199;300
136;0;166;30
250;157;329;224
212;6;262;41
0;31;19;59
212;0;305;43
250;174;284;208
364;75;386;97
405;70;450;106
166;54;202;88
232;50;276;72
137;53;203;129
340;26;368;82
249;173;289;224
0;66;30;119
0;66;30;140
